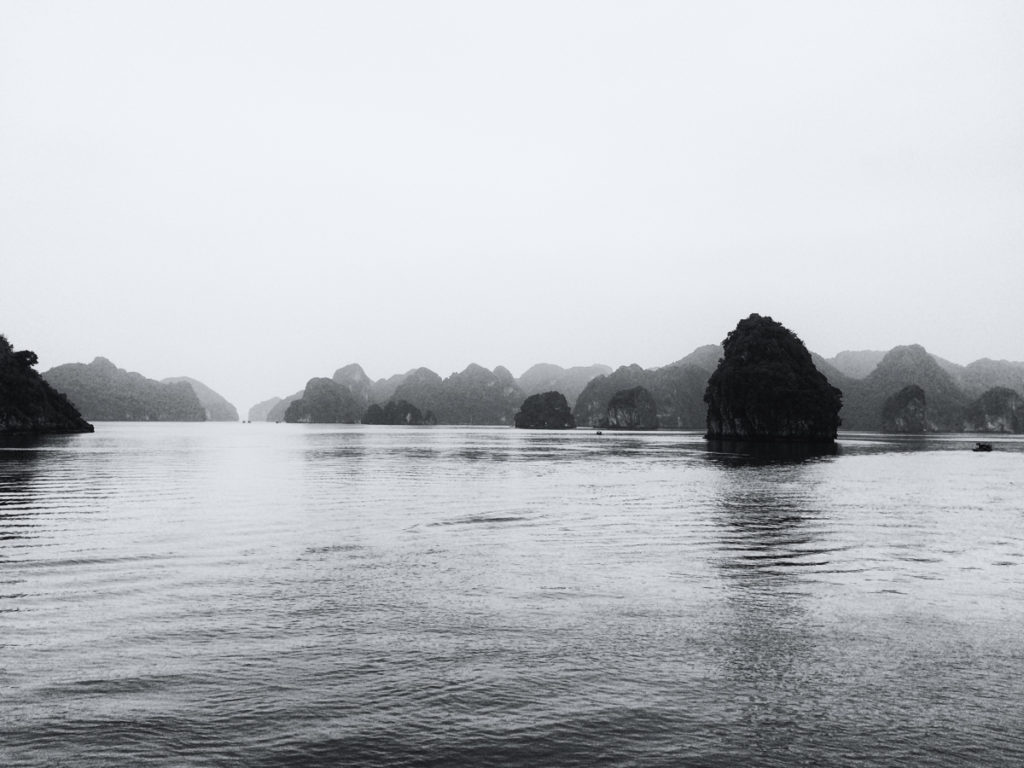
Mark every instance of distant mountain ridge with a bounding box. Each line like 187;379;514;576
43;358;235;422
248;340;1023;433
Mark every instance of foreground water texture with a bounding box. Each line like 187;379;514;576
2;424;1023;767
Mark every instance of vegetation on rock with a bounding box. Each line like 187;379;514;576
704;314;842;442
1;335;93;434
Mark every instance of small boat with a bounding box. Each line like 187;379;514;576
973;442;993;452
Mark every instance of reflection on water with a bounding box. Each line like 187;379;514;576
703;438;839;466
2;424;1023;767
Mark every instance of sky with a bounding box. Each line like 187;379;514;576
2;1;1022;414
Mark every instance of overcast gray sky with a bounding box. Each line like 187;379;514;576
3;1;1022;413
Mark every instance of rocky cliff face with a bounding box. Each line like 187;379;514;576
1;335;93;434
964;387;1024;433
514;391;576;429
606;386;658;430
704;314;842;442
43;357;205;421
881;384;928;433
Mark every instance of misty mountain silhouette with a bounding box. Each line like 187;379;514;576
43;358;212;422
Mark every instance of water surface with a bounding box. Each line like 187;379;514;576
2;424;1022;766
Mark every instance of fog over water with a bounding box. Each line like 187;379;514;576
2;2;1022;412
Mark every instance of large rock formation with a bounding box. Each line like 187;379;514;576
43;357;206;421
704;314;842;442
514;391;576;429
881;384;928;433
606;386;658;430
163;377;238;421
284;378;361;423
963;387;1024;433
1;335;93;434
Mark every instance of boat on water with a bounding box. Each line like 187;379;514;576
973;442;993;452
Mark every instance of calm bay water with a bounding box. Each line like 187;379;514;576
2;423;1023;767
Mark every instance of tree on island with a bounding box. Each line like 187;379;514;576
704;314;842;442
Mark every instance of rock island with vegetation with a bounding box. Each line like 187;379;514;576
704;314;843;442
1;335;93;434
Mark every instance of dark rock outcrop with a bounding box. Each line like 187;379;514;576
704;314;842;442
514;391;576;429
881;384;928;433
606;386;658;430
43;357;205;421
363;399;430;425
964;387;1024;433
163;377;238;421
284;378;361;423
1;335;93;434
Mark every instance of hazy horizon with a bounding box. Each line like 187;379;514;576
3;2;1022;413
